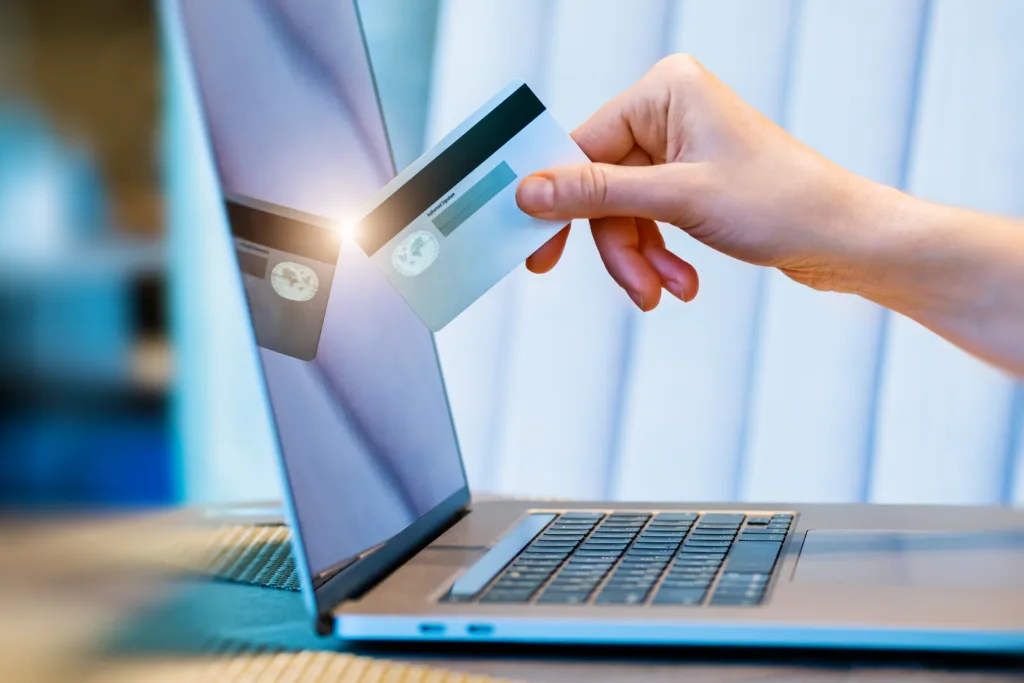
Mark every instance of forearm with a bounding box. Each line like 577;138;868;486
847;181;1024;377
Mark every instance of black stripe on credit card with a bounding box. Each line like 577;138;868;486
225;199;341;265
356;83;545;256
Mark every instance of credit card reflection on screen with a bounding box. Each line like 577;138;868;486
225;193;339;361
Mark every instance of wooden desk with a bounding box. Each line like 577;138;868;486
3;507;1021;683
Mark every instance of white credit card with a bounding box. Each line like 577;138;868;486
353;81;588;331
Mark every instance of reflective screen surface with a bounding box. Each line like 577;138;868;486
181;0;467;579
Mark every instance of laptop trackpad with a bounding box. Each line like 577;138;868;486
794;530;1024;589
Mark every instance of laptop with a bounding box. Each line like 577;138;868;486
171;0;1024;653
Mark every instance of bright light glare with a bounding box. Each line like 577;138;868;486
332;215;359;242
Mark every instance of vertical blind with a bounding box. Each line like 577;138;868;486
429;0;1024;505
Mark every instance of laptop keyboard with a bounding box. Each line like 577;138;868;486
472;511;793;607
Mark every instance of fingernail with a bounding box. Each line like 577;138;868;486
517;176;554;212
629;291;645;311
666;280;687;301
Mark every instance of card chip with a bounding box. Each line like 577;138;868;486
432;162;517;237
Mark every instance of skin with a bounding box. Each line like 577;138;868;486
516;55;1024;378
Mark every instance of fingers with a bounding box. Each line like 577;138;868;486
571;69;671;163
517;162;702;225
636;219;699;302
570;88;643;163
591;216;662;311
527;219;700;308
525;224;570;274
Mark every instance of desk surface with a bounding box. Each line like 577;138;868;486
3;506;1022;683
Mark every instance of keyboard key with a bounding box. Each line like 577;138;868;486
710;597;760;606
723;541;782;574
661;577;713;589
672;564;722;573
560;512;604;520
712;579;765;592
482;590;535;603
610;579;660;589
561;563;615;573
605;578;656;589
537;592;589;604
504;568;550;578
625;548;677;557
686;533;734;542
684;541;732;549
653;512;699;521
714;586;764;595
529;546;578;554
544;581;597;591
621;552;669;561
595;589;648;605
652;588;706;605
716;573;767;583
548;574;600;584
610;570;660;580
720;572;769;582
669;568;720;576
619;564;668;574
492;582;543;594
614;564;662;573
547;584;600;595
577;548;628;557
573;552;624;561
518;556;568;566
700;513;746;525
520;556;569;565
746;517;771;525
567;561;618;571
676;550;727;559
739;533;787;543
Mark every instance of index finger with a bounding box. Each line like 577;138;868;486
570;89;638;164
570;70;668;164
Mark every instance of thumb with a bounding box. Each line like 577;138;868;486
516;162;698;223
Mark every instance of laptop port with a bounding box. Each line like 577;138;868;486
418;623;445;635
466;624;494;636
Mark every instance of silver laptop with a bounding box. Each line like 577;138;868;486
172;0;1024;653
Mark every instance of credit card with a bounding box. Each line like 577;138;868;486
354;81;588;331
225;192;339;361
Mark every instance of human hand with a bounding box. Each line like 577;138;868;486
517;54;884;311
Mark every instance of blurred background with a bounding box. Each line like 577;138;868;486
3;0;1022;510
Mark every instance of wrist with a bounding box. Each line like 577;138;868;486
785;169;906;300
846;183;986;321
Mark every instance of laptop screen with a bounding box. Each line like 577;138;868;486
180;0;467;581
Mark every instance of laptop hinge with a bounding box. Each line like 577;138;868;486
313;488;472;635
